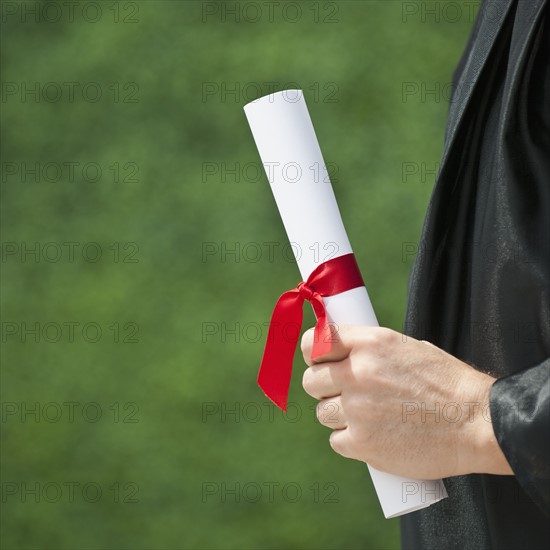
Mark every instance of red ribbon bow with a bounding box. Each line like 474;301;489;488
258;253;364;410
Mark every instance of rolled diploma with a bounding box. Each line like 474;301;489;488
244;90;447;518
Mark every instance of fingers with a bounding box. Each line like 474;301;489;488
300;328;317;366
302;359;350;399
329;428;356;460
300;324;361;366
316;397;346;430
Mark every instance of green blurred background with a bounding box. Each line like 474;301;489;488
1;1;476;548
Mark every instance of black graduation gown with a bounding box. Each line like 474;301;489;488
401;0;550;548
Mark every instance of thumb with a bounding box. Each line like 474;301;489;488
302;323;357;365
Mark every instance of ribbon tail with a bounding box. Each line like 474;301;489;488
258;290;304;411
310;293;332;360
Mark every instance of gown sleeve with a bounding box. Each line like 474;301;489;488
490;359;550;516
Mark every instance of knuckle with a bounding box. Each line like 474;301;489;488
315;402;324;422
329;431;350;458
302;368;313;394
316;400;338;424
329;431;340;452
361;327;398;356
377;326;398;344
340;393;357;415
362;329;378;347
365;358;382;378
300;329;313;356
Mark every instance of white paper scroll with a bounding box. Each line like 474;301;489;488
244;90;447;518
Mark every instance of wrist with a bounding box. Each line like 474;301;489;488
468;374;513;475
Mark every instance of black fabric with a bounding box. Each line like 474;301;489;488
490;360;550;515
400;0;550;548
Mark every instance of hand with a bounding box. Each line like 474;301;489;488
301;325;513;479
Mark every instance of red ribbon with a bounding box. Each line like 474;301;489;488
258;253;364;410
